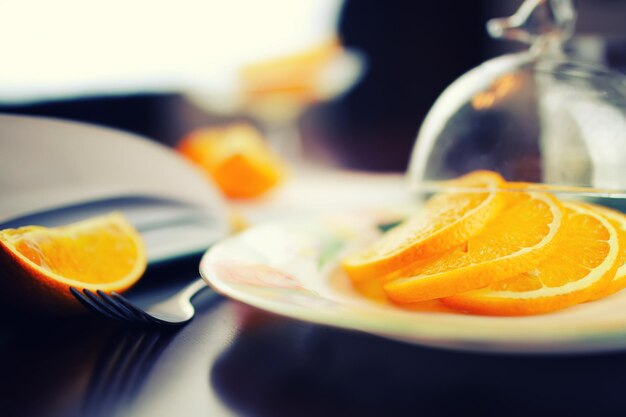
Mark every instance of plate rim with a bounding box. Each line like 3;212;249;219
199;216;626;354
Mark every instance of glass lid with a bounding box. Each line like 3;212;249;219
408;0;626;194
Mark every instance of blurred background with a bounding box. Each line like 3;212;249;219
0;0;624;171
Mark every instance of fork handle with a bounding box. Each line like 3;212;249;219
179;277;210;301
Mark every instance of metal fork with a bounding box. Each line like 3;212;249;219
70;278;213;326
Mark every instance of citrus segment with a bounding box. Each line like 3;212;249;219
383;191;565;303
177;124;285;199
584;204;626;300
240;38;342;103
435;170;506;190
0;213;146;313
442;202;619;315
341;171;506;282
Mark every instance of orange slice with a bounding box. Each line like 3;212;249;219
584;204;626;300
442;202;619;315
341;171;506;282
240;38;341;103
0;213;146;314
177;123;285;199
384;191;565;303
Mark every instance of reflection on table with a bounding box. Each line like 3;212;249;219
212;306;626;417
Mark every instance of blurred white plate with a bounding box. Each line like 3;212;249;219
0;114;230;263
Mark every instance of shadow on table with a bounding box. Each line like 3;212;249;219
0;313;178;417
210;312;626;417
81;326;178;417
0;255;222;417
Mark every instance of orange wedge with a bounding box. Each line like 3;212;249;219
584;204;626;300
442;202;619;315
177;124;285;199
0;213;146;314
341;171;506;282
384;191;565;303
240;38;341;103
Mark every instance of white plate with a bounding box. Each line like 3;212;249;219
200;210;626;354
0;114;230;263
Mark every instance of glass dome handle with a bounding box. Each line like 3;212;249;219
487;0;576;47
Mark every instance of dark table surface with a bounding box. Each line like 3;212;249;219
3;171;626;417
4;254;626;417
4;255;626;417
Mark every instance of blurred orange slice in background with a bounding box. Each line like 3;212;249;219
240;38;342;105
443;202;619;315
0;213;146;314
177;123;285;199
342;170;506;282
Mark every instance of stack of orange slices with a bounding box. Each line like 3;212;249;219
342;171;626;316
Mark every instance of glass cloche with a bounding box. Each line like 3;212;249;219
408;0;626;197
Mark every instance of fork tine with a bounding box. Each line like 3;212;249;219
83;289;126;321
110;292;160;325
70;287;120;320
96;290;140;323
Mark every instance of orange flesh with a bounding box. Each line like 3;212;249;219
177;124;284;199
342;171;505;282
442;203;619;315
372;191;494;255
490;206;611;292
383;192;563;303
576;204;626;299
10;224;140;284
